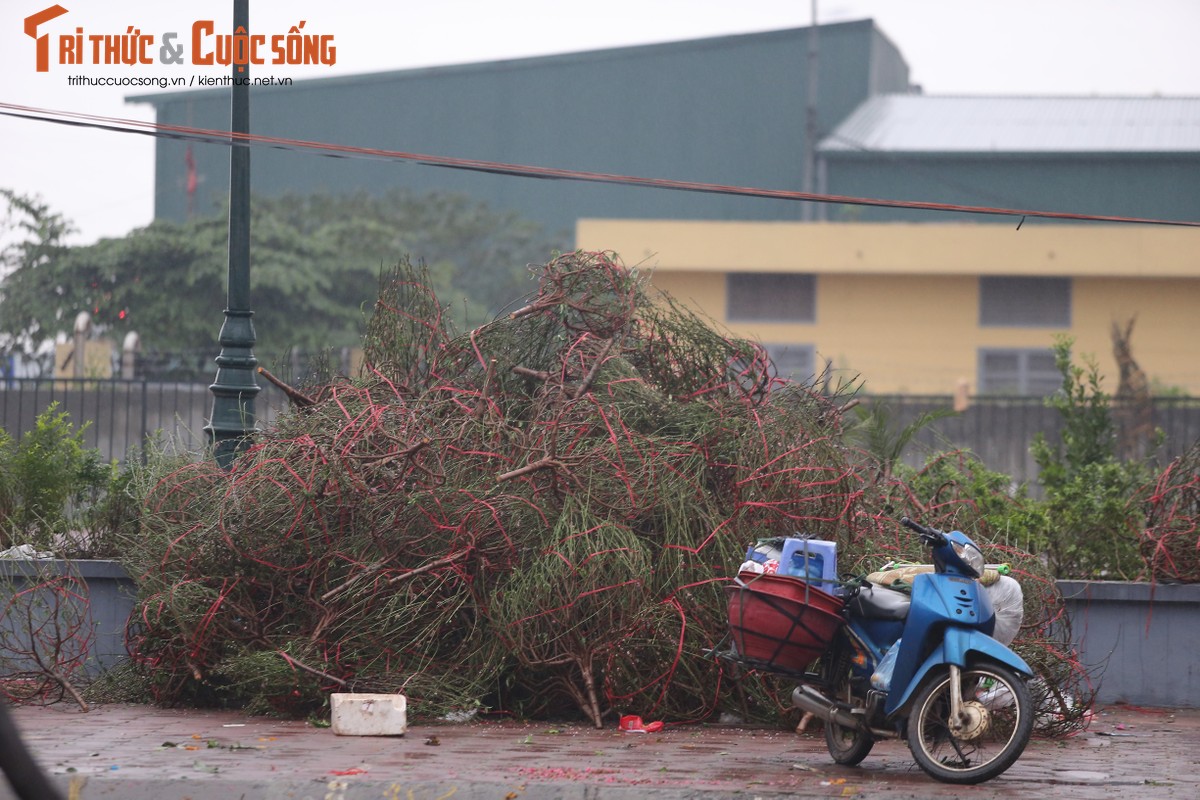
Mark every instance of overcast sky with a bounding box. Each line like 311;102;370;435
3;0;1199;244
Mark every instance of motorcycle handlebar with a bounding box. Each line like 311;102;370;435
900;516;947;546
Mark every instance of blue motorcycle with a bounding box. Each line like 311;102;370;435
727;517;1035;784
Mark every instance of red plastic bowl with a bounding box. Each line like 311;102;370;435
726;571;844;671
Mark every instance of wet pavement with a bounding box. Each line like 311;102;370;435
3;701;1198;799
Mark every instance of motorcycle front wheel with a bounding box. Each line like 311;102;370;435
907;662;1034;784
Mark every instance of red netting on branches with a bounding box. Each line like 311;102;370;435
122;252;858;724
1139;443;1200;583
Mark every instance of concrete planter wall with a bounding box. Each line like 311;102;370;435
3;565;1198;709
0;559;136;676
1057;580;1200;708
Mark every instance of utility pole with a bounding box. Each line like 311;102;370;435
801;0;820;221
206;0;259;468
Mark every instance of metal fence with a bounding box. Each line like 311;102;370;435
866;394;1200;485
0;378;286;463
1;380;1197;484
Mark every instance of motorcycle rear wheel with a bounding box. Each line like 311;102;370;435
824;714;874;765
822;649;874;765
907;661;1034;784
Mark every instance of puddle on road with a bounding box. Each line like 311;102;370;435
1053;770;1110;781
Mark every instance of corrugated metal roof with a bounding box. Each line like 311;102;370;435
819;95;1200;154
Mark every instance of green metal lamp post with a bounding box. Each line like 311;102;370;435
206;0;259;468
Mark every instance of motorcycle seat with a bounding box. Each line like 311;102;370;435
848;583;911;621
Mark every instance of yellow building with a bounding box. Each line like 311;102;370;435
576;221;1200;396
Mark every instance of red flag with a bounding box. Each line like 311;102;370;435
185;145;197;210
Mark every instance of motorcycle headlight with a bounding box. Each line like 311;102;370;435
953;540;986;577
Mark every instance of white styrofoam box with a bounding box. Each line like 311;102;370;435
330;693;408;736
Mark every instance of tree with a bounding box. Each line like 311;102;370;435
0;188;566;374
0;189;74;364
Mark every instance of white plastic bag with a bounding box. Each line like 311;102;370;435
0;544;55;559
985;575;1024;646
978;679;1015;710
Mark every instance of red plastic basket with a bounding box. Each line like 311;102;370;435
726;571;844;672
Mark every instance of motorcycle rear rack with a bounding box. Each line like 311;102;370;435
704;640;830;686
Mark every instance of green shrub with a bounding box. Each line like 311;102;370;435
79;456;146;559
1034;460;1147;579
0;403;109;552
1029;337;1153;579
893;449;1045;548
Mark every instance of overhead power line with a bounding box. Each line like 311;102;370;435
2;101;1199;228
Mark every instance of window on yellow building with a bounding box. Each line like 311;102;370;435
764;343;815;382
727;273;815;322
979;277;1071;327
978;348;1061;395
